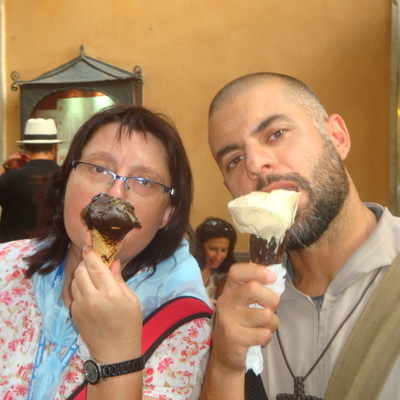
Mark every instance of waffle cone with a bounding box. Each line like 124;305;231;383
91;228;120;267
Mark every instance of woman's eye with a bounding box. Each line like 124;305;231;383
138;179;153;187
227;155;244;171
93;166;108;175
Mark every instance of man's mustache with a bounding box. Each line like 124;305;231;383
256;172;312;192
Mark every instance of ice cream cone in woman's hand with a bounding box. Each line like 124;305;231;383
81;193;142;267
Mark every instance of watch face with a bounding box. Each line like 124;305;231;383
84;359;100;384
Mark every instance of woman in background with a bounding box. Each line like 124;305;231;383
193;217;237;306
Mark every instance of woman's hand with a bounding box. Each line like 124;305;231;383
70;245;142;363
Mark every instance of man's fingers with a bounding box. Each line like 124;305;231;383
219;279;280;311
224;262;277;292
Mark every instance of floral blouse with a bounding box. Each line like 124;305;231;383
0;240;211;400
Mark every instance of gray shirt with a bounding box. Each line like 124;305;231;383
261;204;400;399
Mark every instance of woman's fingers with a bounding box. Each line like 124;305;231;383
70;246;142;362
74;245;116;292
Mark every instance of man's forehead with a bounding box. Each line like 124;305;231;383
207;107;242;156
210;80;285;117
208;82;287;133
209;106;248;136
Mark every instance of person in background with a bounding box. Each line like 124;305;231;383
0;105;212;400
0;118;63;242
193;217;237;306
200;72;400;399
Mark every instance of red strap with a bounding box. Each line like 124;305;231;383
72;383;87;400
141;296;212;355
70;296;212;400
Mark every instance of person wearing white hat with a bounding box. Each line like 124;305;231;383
0;118;64;242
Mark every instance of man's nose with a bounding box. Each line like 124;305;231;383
245;142;275;179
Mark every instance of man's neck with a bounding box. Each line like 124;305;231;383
27;151;55;161
287;191;378;297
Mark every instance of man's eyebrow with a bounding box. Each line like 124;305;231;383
215;114;291;163
251;114;289;134
215;143;239;164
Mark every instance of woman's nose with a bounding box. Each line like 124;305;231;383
106;178;128;200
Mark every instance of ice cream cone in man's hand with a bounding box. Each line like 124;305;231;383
229;189;300;267
228;189;300;374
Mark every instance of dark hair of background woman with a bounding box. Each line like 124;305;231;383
193;217;237;274
25;105;193;281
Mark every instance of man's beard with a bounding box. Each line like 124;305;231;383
257;140;350;250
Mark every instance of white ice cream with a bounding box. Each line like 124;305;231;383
228;190;300;244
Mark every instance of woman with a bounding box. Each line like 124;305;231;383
0;105;212;400
193;217;237;304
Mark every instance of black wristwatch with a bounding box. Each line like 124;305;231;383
83;355;145;385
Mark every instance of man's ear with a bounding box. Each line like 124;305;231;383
160;205;174;229
326;114;351;160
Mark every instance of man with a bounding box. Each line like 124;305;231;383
0;118;63;242
200;73;400;399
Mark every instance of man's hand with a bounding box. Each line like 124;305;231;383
213;262;280;372
200;262;280;400
2;151;31;171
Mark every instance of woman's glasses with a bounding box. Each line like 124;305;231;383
71;161;174;205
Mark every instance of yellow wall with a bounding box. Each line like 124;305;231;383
4;0;393;251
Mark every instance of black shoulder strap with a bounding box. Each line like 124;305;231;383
245;369;269;400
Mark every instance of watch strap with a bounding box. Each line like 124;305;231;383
100;355;145;380
2;162;10;172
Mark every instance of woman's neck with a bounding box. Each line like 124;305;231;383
60;247;81;309
201;267;212;285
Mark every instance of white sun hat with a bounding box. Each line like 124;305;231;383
16;118;65;144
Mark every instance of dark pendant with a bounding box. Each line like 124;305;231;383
276;376;323;400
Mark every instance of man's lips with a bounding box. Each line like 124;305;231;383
261;182;299;193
